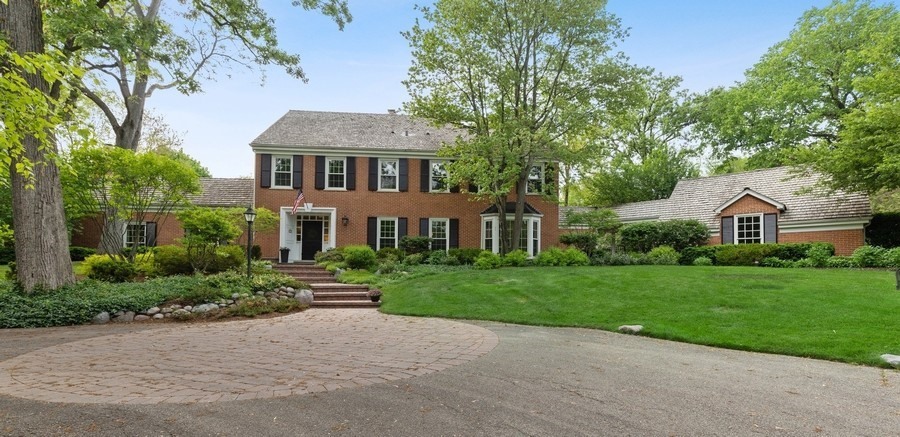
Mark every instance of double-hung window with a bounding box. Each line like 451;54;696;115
735;214;763;244
379;159;398;191
527;164;544;194
378;218;398;250
326;157;346;189
124;223;147;247
430;218;449;251
430;161;449;193
273;156;292;188
481;216;541;256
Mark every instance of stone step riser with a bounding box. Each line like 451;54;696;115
311;301;380;308
314;294;371;302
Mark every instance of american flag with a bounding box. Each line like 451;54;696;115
291;190;305;215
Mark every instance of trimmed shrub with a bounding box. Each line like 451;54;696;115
403;253;424;266
315;249;344;263
251;245;262;261
343;245;377;270
771;243;816;261
399;236;432;255
883;248;900;268
851;245;887;268
679;246;718;265
535;247;565;266
805;243;833;268
69;246;97;261
692;256;713;266
559;233;599;257
209;245;245;273
594;252;635;266
760;257;789;268
647;245;679;265
715;244;779;266
866;213;900;248
376;259;399;274
792;258;816;268
474;251;502;270
377;247;405;262
502;250;529;267
619;220;709;253
426;250;460;266
153;245;193;276
561;248;590;266
448;248;483;265
826;256;857;269
83;255;137;282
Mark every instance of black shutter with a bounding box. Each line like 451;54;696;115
398;217;408;241
367;217;377;250
420;218;429;236
315;156;325;190
146;222;157;247
260;154;271;188
346;157;356;190
449;219;459;249
468;183;478;193
450;184;460;193
292;155;303;189
764;214;778;243
721;216;734;245
420;159;430;192
399;159;409;192
368;157;378;191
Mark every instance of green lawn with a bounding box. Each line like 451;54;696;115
0;261;85;278
380;266;900;366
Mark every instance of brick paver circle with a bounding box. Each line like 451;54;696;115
0;310;498;404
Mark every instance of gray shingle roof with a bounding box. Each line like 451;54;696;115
188;178;253;208
250;110;464;152
482;202;542;215
611;167;871;231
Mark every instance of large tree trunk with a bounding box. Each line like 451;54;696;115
1;1;75;291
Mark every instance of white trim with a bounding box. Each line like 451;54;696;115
429;218;450;252
280;207;337;262
714;188;786;214
376;217;399;251
779;217;871;233
272;155;293;188
123;221;147;247
429;160;450;193
377;158;400;192
734;213;764;244
325;157;347;190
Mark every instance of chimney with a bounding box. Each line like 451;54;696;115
387;109;397;115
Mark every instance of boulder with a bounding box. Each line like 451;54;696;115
172;309;190;317
183;305;193;312
192;303;218;313
114;311;135;323
618;324;643;335
295;289;314;306
92;312;110;325
134;315;150;322
881;354;900;368
152;314;165;320
146;307;160;315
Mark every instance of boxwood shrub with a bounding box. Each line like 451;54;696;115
342;245;377;270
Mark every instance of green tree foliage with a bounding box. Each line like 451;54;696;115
63;144;201;260
694;0;899;193
45;0;351;150
582;68;698;206
404;0;624;253
176;207;243;272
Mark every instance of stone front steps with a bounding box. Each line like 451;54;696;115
273;263;379;308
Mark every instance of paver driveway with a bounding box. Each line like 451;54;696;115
0;309;497;404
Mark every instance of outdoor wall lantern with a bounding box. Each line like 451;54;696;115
342;215;349;226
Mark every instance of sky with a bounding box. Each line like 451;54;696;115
147;0;846;178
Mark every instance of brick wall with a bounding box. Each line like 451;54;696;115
719;195;780;217
253;154;560;258
779;229;864;256
71;214;186;249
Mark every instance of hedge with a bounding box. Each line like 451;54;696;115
678;243;835;266
619;220;709;253
866;213;900;248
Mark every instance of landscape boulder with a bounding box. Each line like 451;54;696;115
617;324;643;335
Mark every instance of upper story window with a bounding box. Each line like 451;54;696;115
379;159;399;191
327;157;346;189
431;161;449;193
735;214;763;244
527;164;544;194
273;156;292;188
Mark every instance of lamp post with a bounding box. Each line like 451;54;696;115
244;206;256;279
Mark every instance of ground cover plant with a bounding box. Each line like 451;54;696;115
380;266;899;367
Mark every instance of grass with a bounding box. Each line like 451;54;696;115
0;261;86;278
380;265;900;366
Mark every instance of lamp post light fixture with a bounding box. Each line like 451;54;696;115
244;206;256;279
342;215;349;226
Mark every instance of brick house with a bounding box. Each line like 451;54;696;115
562;167;872;256
71;178;253;249
249;110;560;262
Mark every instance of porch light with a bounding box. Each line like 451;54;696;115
342;215;349;226
244;206;256;278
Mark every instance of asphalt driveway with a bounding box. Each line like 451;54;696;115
0;310;897;436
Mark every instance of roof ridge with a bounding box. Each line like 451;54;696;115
286;109;408;117
685;166;793;183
